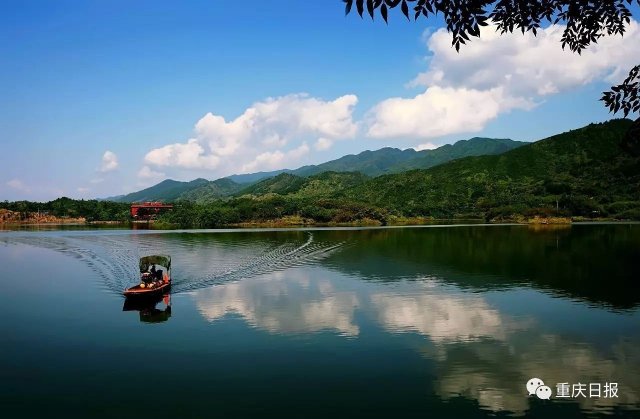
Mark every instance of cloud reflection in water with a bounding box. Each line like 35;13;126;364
195;270;360;337
193;269;640;415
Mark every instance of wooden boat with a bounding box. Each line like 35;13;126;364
124;255;172;297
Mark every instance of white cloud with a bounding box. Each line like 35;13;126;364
368;86;534;139
367;20;640;139
411;20;640;95
144;139;219;170
139;20;640;168
241;143;310;173
288;142;310;159
314;137;333;151
415;142;438;151
144;93;358;175
6;179;30;192
89;178;104;184
99;151;119;172
138;165;165;179
135;166;166;189
77;187;90;193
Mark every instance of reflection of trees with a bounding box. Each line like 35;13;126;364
316;225;640;310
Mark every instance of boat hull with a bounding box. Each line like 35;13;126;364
123;280;171;297
126;263;171;298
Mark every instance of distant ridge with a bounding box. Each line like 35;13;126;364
109;136;524;202
226;169;292;184
229;137;524;181
107;178;209;203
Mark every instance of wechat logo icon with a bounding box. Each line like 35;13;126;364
527;378;552;399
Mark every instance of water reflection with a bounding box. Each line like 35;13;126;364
2;225;639;417
193;267;640;415
122;294;172;323
192;269;526;342
370;289;520;343
3;225;638;309
322;224;640;310
195;270;360;336
429;333;640;415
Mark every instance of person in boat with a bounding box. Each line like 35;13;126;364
140;263;155;284
141;272;152;284
149;263;165;283
149;264;158;284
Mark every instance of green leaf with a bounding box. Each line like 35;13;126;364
401;0;409;20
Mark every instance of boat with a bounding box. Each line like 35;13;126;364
123;255;171;297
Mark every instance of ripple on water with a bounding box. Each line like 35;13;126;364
0;232;343;295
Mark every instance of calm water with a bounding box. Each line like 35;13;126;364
1;224;639;418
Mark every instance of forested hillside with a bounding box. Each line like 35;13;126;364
343;119;639;219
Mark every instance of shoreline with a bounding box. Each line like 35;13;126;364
3;216;638;231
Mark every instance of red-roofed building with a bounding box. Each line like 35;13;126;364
130;202;173;220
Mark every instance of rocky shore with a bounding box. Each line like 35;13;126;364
0;209;85;224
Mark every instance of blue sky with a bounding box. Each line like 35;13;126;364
2;0;639;201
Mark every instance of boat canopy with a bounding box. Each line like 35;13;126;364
139;255;171;273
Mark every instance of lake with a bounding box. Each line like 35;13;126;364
1;224;639;418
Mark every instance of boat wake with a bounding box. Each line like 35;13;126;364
172;234;343;293
1;231;343;296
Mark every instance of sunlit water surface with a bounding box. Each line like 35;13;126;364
1;225;639;418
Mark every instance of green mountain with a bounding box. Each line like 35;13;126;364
162;119;639;228
237;173;307;196
294;147;418;177
20;119;638;227
341;119;640;219
226;137;524;181
294;171;370;198
391;137;524;173
223;148;414;183
237;171;369;199
226;170;291;184
295;137;525;177
107;121;639;222
110;178;210;202
241;137;526;182
177;178;244;202
110;136;524;203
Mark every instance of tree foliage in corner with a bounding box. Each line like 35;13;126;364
344;0;640;120
602;64;640;117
